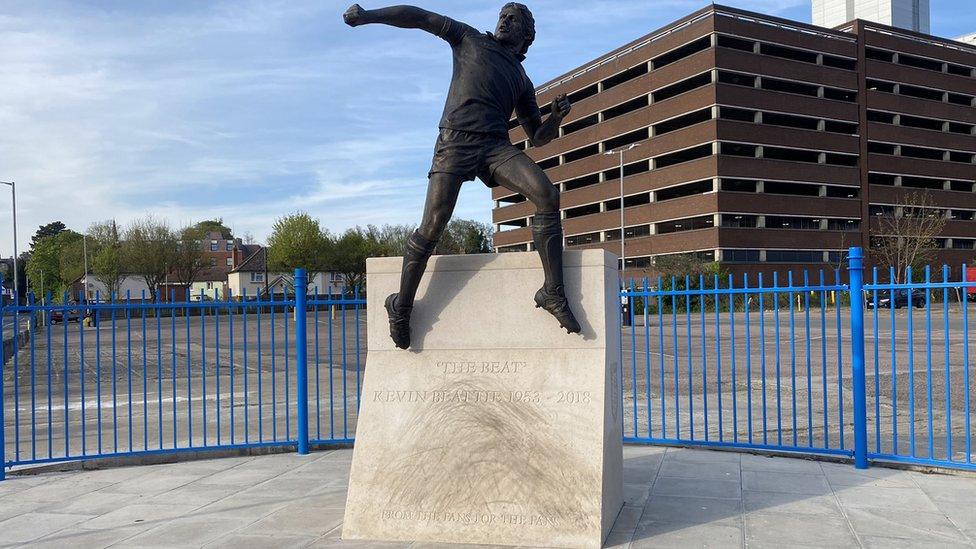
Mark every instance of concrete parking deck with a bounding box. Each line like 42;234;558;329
0;446;974;548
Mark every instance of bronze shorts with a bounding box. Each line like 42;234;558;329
428;128;523;188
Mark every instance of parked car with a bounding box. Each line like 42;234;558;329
49;304;95;324
50;308;83;324
866;289;926;309
968;267;976;301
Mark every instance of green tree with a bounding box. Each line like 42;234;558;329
267;212;330;278
30;221;67;252
194;218;234;239
26;229;82;300
366;224;414;256
58;239;87;295
122;216;177;301
436;219;493;255
171;225;207;295
88;220;126;298
330;227;389;291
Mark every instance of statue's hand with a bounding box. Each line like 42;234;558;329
343;3;368;26
552;93;572;120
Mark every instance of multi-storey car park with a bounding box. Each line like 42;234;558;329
490;4;976;280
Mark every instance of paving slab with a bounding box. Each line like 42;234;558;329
843;507;969;544
743;512;858;547
29;525;150;549
120;516;256;548
205;533;320;549
0;511;96;544
657;458;740;481
741;469;831;494
0;446;972;548
632;520;743;548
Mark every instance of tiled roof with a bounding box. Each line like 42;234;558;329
231;246;266;273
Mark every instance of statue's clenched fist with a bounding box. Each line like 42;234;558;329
552;93;571;119
343;4;368;26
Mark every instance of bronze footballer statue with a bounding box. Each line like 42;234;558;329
344;3;581;349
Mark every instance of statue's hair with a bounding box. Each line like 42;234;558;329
501;3;535;55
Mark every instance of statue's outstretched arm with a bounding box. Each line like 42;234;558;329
343;4;447;36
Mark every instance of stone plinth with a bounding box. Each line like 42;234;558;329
342;250;623;548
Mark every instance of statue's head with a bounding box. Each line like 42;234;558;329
495;3;535;57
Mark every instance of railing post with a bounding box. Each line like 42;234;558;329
847;247;869;469
0;274;6;480
294;268;310;455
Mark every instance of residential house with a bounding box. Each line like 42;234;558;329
185;232;261;300
227;247;347;299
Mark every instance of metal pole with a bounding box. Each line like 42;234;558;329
83;234;89;305
9;183;17;305
294;268;309;455
848;246;869;469
0;273;5;480
619;151;625;277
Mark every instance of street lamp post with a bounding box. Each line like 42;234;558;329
83;234;89;305
0;181;17;304
603;144;640;279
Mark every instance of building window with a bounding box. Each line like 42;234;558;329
827;218;860;231
764;181;820;196
766;216;822;230
824;185;858;198
210;258;217;267
226;241;233;251
723;249;761;262
210;240;218;251
226;257;233;266
606;224;651;241
656;215;714;234
623;256;651;268
721;214;758;228
250;272;264;283
720;178;757;192
565;232;599;247
765;250;825;263
656;179;712;201
564;203;601;219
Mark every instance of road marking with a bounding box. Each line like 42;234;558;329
18;391;250;413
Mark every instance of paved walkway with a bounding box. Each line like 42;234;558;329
0;446;974;548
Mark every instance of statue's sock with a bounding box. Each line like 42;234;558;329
532;212;565;296
395;230;438;311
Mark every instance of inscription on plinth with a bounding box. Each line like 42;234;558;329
343;251;622;548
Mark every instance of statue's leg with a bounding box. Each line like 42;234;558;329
386;172;463;349
491;154;580;333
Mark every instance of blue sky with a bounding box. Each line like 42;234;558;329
0;0;972;252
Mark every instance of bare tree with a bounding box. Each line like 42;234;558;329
122;216;177;300
171;225;207;297
870;190;948;283
88;220;126;298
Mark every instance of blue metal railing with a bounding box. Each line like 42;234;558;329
0;269;365;479
863;263;976;471
3;252;975;477
622;247;976;472
621;266;855;460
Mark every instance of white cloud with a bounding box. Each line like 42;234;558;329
0;0;827;257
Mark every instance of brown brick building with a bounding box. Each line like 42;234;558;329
491;4;976;280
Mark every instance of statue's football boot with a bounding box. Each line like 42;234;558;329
385;293;412;349
534;286;581;333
